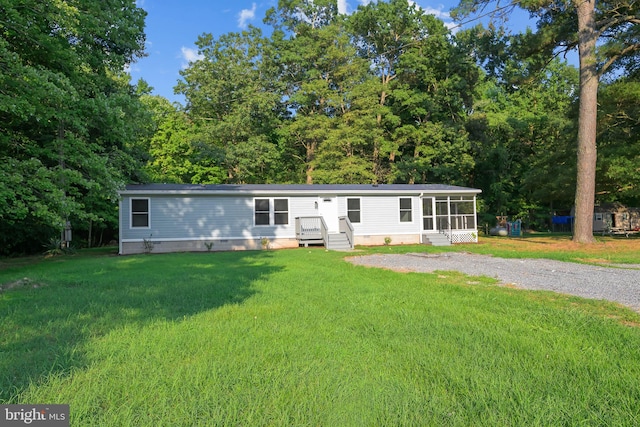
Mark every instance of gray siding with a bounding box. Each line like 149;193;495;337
121;195;318;242
338;195;421;236
120;192;477;243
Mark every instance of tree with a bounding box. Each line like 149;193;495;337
0;0;148;253
141;95;225;184
464;59;579;228
453;0;640;242
176;27;286;183
596;78;640;205
348;0;479;183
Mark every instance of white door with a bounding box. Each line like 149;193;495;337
317;196;339;232
422;197;436;231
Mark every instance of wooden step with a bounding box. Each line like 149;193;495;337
326;233;353;251
423;233;451;246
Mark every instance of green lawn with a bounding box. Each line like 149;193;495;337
2;242;640;425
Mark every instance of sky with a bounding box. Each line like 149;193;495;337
129;1;534;105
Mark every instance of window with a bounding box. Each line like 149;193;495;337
347;198;361;223
255;198;289;226
274;199;289;225
399;198;412;222
131;198;149;228
254;199;271;225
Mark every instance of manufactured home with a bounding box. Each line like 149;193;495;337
118;184;481;254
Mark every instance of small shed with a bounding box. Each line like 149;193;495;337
593;203;640;234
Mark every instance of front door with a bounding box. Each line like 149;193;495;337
435;197;449;231
422;197;435;232
318;196;339;232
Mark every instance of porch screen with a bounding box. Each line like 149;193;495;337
450;197;476;230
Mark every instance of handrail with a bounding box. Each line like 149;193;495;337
320;217;329;245
338;216;354;249
295;216;329;246
296;216;349;249
439;220;452;243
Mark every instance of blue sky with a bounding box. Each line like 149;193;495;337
129;1;533;105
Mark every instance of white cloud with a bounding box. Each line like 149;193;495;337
421;5;451;20
413;2;458;32
124;63;141;74
238;3;257;28
444;21;459;33
180;46;204;69
338;0;349;14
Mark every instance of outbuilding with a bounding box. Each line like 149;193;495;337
593;203;640;234
118;184;481;254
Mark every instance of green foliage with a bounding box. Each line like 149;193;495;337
0;0;149;254
453;0;640;242
596;79;640;205
169;0;481;186
464;57;579;227
175;26;286;183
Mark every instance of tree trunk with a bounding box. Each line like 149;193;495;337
572;0;598;243
306;141;317;184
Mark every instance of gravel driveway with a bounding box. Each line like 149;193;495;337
347;253;640;312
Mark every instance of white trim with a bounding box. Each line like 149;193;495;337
254;197;271;226
130;197;151;229
346;197;362;224
119;198;123;255
421;196;436;233
273;197;290;226
253;197;290;227
399;197;413;224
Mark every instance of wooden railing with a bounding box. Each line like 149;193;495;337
338;216;354;249
295;216;328;243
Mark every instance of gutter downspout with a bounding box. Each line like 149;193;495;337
118;196;123;255
419;193;424;244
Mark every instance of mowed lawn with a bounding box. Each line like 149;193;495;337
2;237;640;426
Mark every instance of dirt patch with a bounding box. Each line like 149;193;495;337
0;277;46;292
576;258;613;265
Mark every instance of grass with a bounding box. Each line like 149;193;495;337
2;237;640;425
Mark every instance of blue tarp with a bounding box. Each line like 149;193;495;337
552;216;574;224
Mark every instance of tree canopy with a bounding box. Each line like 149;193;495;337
453;0;640;242
0;0;149;254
